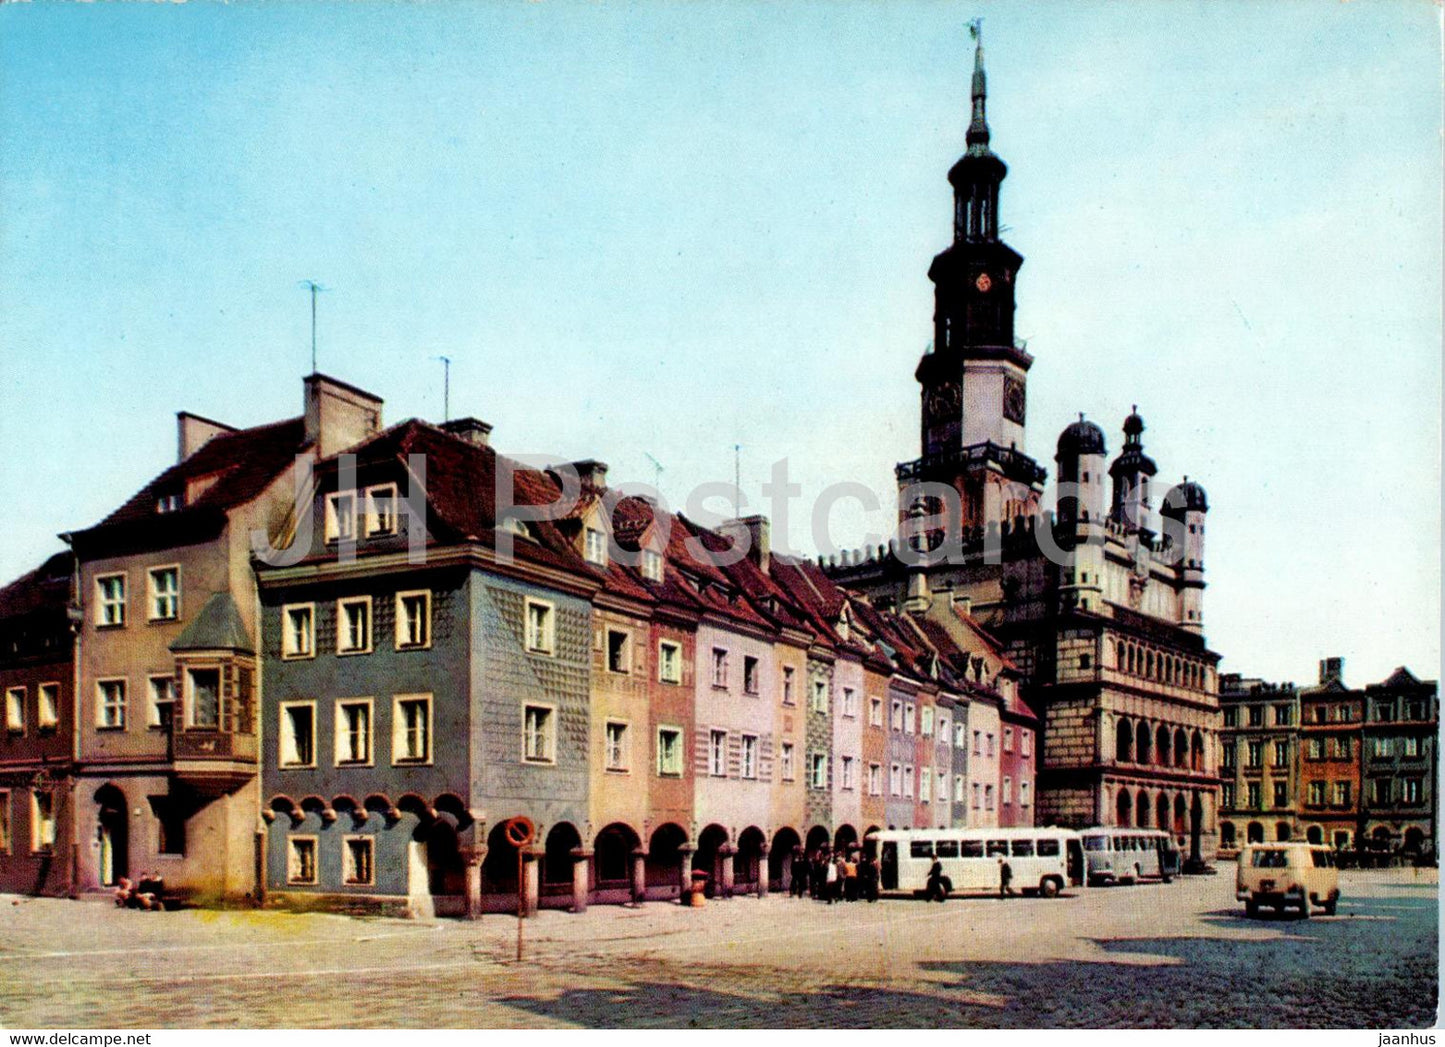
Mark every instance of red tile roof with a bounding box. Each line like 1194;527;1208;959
0;551;72;622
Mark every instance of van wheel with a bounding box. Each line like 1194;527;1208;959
1039;877;1060;899
1244;899;1259;917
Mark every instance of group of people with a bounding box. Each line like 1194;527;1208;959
787;847;880;903
112;873;168;911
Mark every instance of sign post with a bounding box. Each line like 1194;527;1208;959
504;817;535;962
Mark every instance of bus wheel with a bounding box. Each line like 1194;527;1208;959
1297;898;1311;919
1244;899;1259;917
1323;892;1338;916
1039;877;1060;899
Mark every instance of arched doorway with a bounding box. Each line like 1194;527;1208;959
1306;825;1323;845
1275;822;1291;842
1191;731;1204;771
1135;789;1150;828
734;827;765;891
1135;723;1151;765
1220;821;1236;849
645;823;687;898
833;824;858;854
543;823;582;894
95;784;128;887
421;817;466;897
482;820;520;895
695;824;729;897
1246;821;1263;844
805;825;831;856
1403;827;1425;853
1174;794;1188;836
1371;826;1393;851
594;823;640;887
1115;719;1133;763
1156;725;1171;767
1156;792;1170;831
1115;789;1132;827
1173;728;1188;768
769;827;801;889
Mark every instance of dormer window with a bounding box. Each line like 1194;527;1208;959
641;548;663;582
503;517;537;541
325;492;357;544
365;484;397;536
584;527;608;566
156;492;182;514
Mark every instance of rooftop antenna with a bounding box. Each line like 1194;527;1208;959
733;443;742;514
644;452;665;494
299;280;327;373
433;355;452;422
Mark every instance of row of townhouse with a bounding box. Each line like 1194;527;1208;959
1217;657;1438;858
0;372;1038;914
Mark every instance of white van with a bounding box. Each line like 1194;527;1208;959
1235;842;1340;917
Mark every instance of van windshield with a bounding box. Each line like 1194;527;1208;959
1251;849;1289;868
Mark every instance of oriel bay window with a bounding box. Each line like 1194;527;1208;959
185;667;221;729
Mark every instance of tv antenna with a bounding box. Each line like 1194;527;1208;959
644;452;665;493
433;355;452;422
733;443;742;514
299;280;327;373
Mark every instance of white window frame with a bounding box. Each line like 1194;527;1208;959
394;590;432;651
891;699;903;732
31;790;54;853
973;730;982;755
605;719;630;772
955;723;967;748
1002;776;1012;805
841;755;855;791
938;715;950;745
740;734;758;779
842;687;857;719
343;835;375;886
364;483;398;537
394;694;434;765
985;732;994;757
147;675;176;730
782;666;796;706
985;783;995;811
288;836;319;885
920;705;933;736
96;678;126;730
147;565;180;622
657;640;682;684
1004;726;1014;753
869;696;883;727
335;698;374;767
1020;780;1031;807
810;679;828;714
868;762;882;796
524;598;556;655
282;603;316;659
324;491;358;544
279;700;317;768
522;702;556;765
95;573;127;628
780;742;795;781
657;725;684;777
743;656;760;695
919;766;931;802
5;687;23;733
903;764;915;798
37;683;59;730
641;547;663;582
711;648;729;688
889;763;901;797
972;782;982;809
709;729;728;777
904;703;916;735
1021;730;1032;758
954;774;965;802
606;629;631;675
336;596;373;655
808;752;827;790
584;525;608;566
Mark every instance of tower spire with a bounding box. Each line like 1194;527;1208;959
966;19;990;154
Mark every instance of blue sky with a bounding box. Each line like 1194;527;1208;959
1;0;1439;686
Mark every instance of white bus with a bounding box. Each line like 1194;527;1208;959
1079;828;1181;885
865;827;1086;899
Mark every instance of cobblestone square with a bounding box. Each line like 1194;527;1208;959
0;868;1435;1028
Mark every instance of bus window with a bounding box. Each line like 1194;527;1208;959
986;840;1008;857
910;841;935;860
1011;840;1035;858
935;840;959;859
961;840;985;858
1252;849;1288;868
1083;836;1107;852
1037;838;1060;857
1111;836;1123;851
1311;849;1330;868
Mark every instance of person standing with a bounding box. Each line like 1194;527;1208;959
843;853;859;902
790;848;809;898
999;857;1013;898
823;852;838;904
926;856;947;902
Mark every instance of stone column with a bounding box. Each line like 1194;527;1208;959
522;849;541;917
719;844;735;899
678;845;695;900
461;845;486;921
757;843;770;899
570;847;592;914
630;847;647;906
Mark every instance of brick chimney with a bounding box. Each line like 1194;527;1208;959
304;374;384;459
176;412;237;462
440;417;492;447
569;460;608;492
719;515;771;571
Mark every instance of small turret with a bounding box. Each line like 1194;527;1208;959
1108;407;1158;536
1055;414;1108;615
1162;476;1208;633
